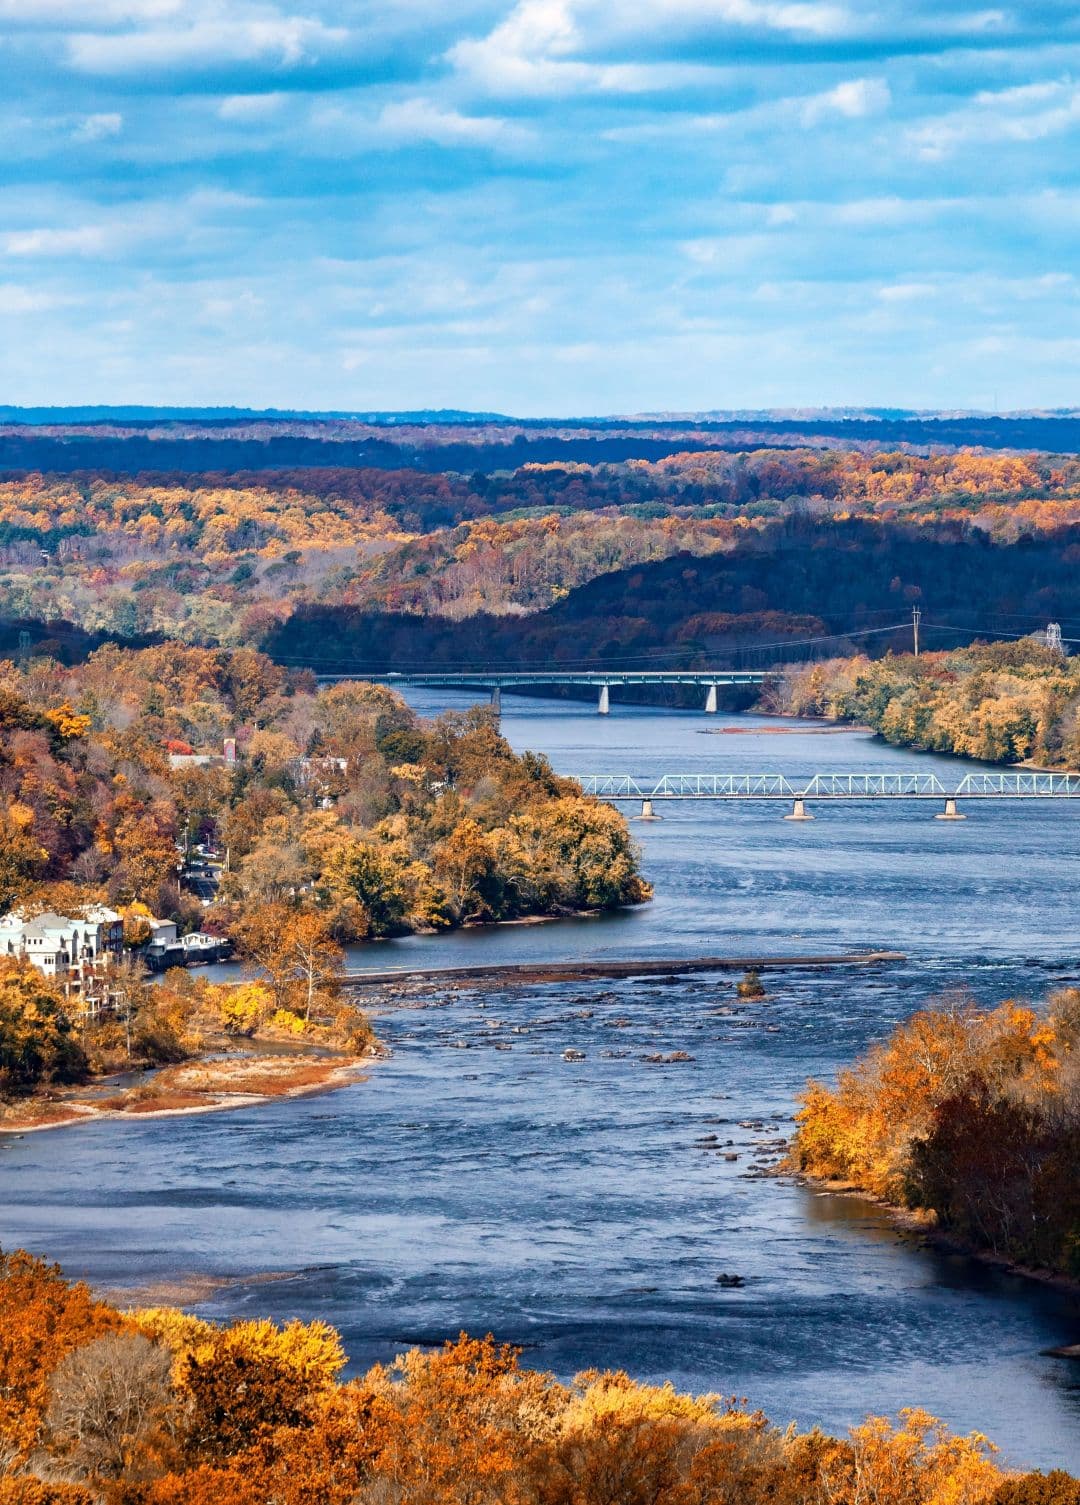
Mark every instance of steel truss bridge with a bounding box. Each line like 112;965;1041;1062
573;770;1080;820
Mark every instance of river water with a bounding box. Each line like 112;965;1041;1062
3;695;1079;1467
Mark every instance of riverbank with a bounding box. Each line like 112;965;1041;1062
789;1170;1080;1308
0;1044;380;1134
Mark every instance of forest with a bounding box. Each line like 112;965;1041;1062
0;643;646;937
3;448;1080;660
777;641;1080;767
791;992;1080;1279
1;1246;1077;1505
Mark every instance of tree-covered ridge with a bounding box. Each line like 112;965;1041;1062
2;1247;1077;1505
791;994;1080;1281
0;644;649;941
779;642;1080;768
4;449;1080;644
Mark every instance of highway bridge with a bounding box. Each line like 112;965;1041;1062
573;770;1080;820
359;670;770;714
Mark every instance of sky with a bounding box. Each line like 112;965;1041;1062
1;0;1079;415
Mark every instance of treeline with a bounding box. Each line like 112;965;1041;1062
1;642;649;939
2;1250;1078;1505
792;994;1080;1279
779;641;1080;767
5;410;1080;472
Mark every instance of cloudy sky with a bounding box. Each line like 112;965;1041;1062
2;0;1079;413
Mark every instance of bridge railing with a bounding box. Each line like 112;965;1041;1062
954;771;1080;797
653;773;798;797
800;772;948;798
576;775;650;798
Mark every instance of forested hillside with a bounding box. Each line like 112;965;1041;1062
0;645;648;942
3;448;1080;662
778;642;1080;768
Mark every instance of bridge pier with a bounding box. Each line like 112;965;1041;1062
784;797;814;822
936;797;966;821
705;683;718;714
639;799;661;820
598;684;610;715
490;686;502;716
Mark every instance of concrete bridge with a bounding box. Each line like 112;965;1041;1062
573;770;1080;820
376;670;769;714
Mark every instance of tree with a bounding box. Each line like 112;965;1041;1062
0;806;48;913
321;840;409;936
0;1251;121;1460
0;962;86;1094
178;1318;345;1460
108;797;180;906
45;1331;175;1480
229;905;343;1021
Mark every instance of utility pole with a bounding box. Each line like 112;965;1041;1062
912;606;922;658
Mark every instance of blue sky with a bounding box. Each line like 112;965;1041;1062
1;0;1078;413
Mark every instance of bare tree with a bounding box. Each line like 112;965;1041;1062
46;1331;175;1480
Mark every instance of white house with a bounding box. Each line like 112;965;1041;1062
0;906;123;987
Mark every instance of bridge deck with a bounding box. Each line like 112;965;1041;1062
574;771;1080;799
376;670;769;687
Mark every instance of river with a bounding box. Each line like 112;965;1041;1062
3;695;1079;1468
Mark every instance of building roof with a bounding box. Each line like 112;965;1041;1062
21;913;77;936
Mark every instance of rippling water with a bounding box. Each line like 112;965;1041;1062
2;694;1079;1468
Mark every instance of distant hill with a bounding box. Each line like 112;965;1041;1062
4;412;1080;473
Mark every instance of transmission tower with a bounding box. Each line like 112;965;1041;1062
1046;622;1064;656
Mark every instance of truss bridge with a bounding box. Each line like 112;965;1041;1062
572;770;1080;821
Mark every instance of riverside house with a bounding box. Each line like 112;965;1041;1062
0;906;124;1015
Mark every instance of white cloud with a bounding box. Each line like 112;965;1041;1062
3;226;113;257
877;281;936;301
448;0;711;96
909;78;1080;160
376;97;535;150
218;92;288;122
0;0;181;21
72;112;123;142
601;0;850;39
67;15;346;74
831;195;941;227
801;77;890;125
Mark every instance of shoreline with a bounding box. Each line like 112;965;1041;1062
2;950;903;1132
791;1171;1080;1307
0;1054;375;1136
764;708;1080;776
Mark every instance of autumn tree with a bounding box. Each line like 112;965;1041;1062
0;962;86;1094
229;904;343;1021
